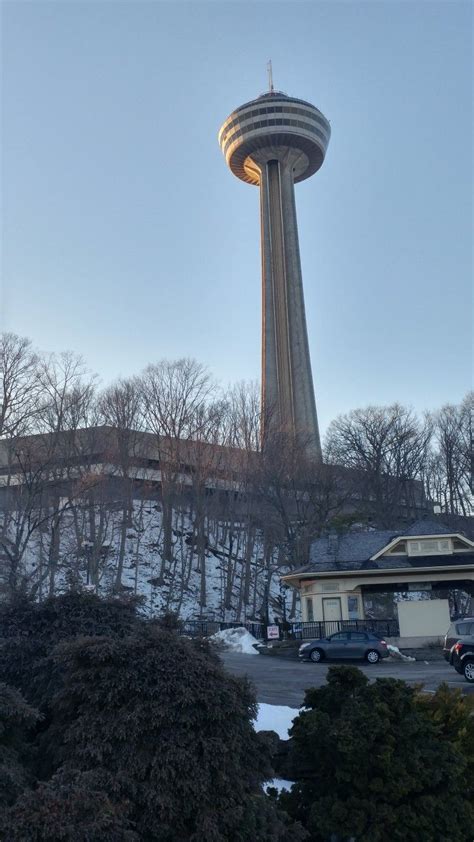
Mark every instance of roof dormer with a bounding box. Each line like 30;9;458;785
371;532;474;561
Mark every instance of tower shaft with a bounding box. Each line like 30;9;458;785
259;152;321;459
219;89;330;460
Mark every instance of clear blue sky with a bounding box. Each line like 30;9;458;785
2;0;472;435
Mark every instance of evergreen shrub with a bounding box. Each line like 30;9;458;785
1;593;305;842
277;665;474;842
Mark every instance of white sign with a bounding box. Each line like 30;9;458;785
267;624;280;640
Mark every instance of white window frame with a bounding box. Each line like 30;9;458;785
407;538;452;556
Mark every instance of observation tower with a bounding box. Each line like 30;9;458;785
218;74;330;460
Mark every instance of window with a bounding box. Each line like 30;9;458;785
407;539;452;556
453;538;470;551
457;622;474;634
350;632;368;641
389;541;407;554
347;596;360;619
330;632;349;641
306;597;314;621
222;118;328;156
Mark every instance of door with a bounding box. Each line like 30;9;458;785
322;597;342;634
347;631;369;659
326;631;351;658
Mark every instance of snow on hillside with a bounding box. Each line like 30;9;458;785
19;499;296;621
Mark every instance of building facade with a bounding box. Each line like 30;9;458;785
282;521;474;641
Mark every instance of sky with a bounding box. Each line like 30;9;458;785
1;0;472;436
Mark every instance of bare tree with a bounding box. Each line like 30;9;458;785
164;400;227;616
0;333;40;438
98;377;143;590
324;404;432;527
28;352;97;596
220;381;261;619
427;393;473;517
140;359;217;581
252;428;347;619
222;380;261;453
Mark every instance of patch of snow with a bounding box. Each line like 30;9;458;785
209;626;260;655
265;779;294;793
17;501;299;623
387;644;416;662
255;703;299;739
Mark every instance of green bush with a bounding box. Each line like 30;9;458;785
0;682;41;807
0;591;140;705
1;593;306;841
277;665;474;842
37;628;303;841
1;769;138;841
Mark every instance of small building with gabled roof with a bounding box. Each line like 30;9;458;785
281;520;474;642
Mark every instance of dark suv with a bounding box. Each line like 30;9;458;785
443;617;474;661
449;636;474;683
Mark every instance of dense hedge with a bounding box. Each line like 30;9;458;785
0;593;305;842
2;593;473;841
275;665;474;842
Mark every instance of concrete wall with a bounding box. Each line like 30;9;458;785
387;636;444;649
397;599;450;638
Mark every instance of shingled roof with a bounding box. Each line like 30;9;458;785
294;520;473;575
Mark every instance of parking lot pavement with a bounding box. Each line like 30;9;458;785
220;652;474;707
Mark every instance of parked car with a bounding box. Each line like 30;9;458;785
298;630;389;664
449;635;474;683
442;617;474;660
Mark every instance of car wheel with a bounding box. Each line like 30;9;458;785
366;649;380;664
310;648;324;663
463;661;474;683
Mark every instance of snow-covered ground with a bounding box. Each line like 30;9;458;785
387;644;416;662
254;702;299;794
209;627;260;654
15;500;295;621
255;703;298;739
265;779;294;793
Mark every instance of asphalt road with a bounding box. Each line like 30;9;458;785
220;651;473;707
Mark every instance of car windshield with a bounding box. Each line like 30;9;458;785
457;622;474;634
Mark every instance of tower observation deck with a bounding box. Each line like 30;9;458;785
218;90;330;460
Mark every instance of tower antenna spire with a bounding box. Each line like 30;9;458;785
267;60;274;93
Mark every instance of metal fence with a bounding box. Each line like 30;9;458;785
181;620;267;640
181;618;399;640
294;618;399;640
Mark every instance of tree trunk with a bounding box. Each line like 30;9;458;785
197;512;207;612
114;498;130;591
48;503;61;598
161;496;173;579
